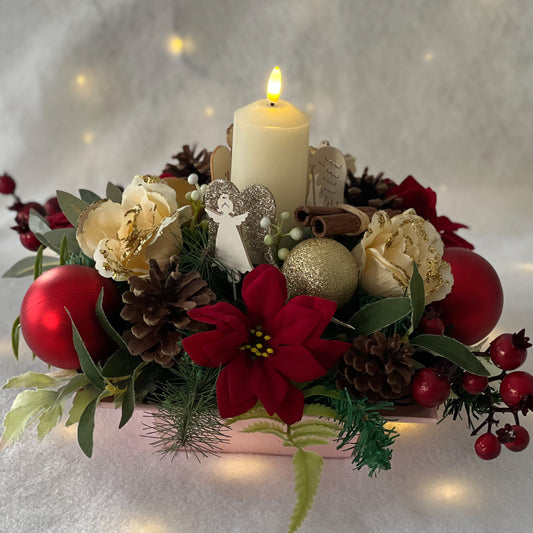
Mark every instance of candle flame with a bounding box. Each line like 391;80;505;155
267;66;282;103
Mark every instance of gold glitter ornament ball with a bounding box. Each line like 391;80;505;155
282;238;359;307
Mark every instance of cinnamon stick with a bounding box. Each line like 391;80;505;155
294;205;346;226
312;213;364;237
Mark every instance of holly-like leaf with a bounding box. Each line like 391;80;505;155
409;262;425;329
56;190;89;226
411;334;490;376
79;189;101;204
66;310;106;390
288;449;324;533
301;404;338;419
66;387;100;426
106;182;123;203
37;404;63;440
348;297;412;335
3;371;60;390
2;256;60;278
289;421;340;440
284;436;330;448
0;390;57;448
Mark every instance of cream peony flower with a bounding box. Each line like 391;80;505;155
77;175;191;281
352;209;453;304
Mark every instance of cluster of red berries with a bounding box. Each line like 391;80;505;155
411;329;532;460
0;173;70;251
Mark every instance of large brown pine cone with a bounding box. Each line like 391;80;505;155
121;256;216;367
344;167;402;210
336;332;415;403
162;144;211;185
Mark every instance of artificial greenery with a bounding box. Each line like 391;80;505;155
146;363;230;460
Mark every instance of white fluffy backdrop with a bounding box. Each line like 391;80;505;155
1;1;532;532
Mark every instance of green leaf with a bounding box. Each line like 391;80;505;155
119;363;144;428
56;190;89;226
59;234;69;265
0;390;57;448
411;334;490;376
77;392;106;458
11;316;20;360
95;289;128;352
56;372;90;401
3;371;59;389
79;189;101;204
302;404;338;419
290;421;340;439
289;449;324;533
28;210;52;248
224;404;281;425
66;309;106;390
66;386;100;426
348;297;412;335
33;245;44;279
37;404;62;440
101;349;140;378
284;436;330;448
409;262;425;329
2;256;60;278
43;228;80;255
106;182;123;203
241;420;287;440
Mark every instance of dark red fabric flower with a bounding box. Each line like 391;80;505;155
387;176;474;249
46;212;73;230
182;264;351;425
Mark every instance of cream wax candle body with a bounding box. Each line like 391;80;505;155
231;98;310;217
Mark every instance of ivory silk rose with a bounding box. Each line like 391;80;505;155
352;209;453;305
76;175;190;280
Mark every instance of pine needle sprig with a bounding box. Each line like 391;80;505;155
145;364;230;460
440;383;498;429
332;389;398;476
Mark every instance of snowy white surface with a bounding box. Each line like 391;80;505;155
1;1;533;532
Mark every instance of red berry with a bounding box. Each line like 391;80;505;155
490;330;531;370
419;316;445;335
475;432;501;460
504;425;530;452
499;371;533;407
44;197;61;215
0;173;16;194
462;372;489;395
19;232;41;251
15;202;46;227
411;367;451;407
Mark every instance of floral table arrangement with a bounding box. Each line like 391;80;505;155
1;69;531;533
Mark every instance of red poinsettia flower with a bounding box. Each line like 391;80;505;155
387;176;474;250
182;264;351;425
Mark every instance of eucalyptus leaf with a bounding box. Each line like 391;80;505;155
409;262;425;329
56;190;89;226
43;227;80;255
348;297;412;335
28;210;52;248
411;334;490;376
66;310;106;390
2;255;60;278
106;182;123;203
79;189;101;204
95;290;128;352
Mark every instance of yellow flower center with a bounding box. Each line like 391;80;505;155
239;327;274;358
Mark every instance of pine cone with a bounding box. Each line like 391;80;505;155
336;332;415;403
344;167;402;210
121;256;216;367
162;144;212;185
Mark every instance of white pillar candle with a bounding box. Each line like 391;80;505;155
231;67;310;217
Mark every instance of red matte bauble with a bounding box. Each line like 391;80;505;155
433;248;503;346
20;265;122;369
